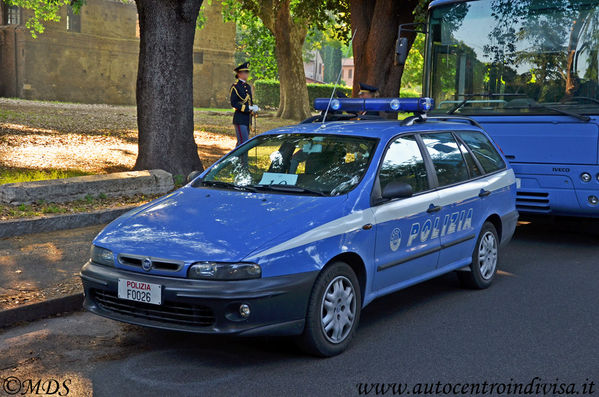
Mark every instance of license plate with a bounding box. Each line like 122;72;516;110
515;178;521;188
117;278;162;305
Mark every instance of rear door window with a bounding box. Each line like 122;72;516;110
421;132;470;187
457;131;506;173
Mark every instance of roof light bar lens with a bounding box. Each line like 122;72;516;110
313;97;435;113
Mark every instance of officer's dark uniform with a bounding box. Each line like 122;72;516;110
230;62;254;146
358;82;380;117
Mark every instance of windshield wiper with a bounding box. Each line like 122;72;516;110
201;180;258;192
509;103;591;122
561;96;599;106
447;92;527;114
252;184;327;196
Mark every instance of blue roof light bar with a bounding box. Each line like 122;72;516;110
314;97;435;114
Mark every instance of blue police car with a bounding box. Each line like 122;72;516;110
81;98;518;356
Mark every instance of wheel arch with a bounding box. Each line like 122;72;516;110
484;213;502;243
323;252;367;306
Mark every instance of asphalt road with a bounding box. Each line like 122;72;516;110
1;219;598;397
0;225;104;307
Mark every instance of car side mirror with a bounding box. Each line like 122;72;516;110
382;181;413;200
395;37;409;65
187;170;202;184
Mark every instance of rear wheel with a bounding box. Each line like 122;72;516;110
458;221;499;289
298;262;361;357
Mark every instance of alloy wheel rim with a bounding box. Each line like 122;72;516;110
478;231;498;280
320;275;356;344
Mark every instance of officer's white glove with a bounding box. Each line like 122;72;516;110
249;105;260;113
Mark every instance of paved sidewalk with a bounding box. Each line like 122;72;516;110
0;225;104;310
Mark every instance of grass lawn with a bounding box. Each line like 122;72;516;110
194;107;234;113
0;193;161;220
0;167;92;185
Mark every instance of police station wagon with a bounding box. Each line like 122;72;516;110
81;97;518;356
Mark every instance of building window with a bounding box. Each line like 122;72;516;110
348;69;353;79
66;6;81;32
6;6;21;25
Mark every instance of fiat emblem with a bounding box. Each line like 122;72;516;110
141;257;153;272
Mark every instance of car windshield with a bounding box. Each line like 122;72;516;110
427;0;599;116
199;134;378;196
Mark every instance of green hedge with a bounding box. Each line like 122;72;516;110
254;79;421;109
254;79;352;109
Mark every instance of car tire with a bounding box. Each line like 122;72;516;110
297;262;361;357
458;221;499;289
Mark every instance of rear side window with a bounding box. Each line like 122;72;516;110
457;139;482;178
421;132;470;187
379;135;429;194
457;131;506;173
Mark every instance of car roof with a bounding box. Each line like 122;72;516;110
261;119;483;141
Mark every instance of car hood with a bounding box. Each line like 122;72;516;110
94;187;347;263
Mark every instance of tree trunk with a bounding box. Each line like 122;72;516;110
272;2;311;121
350;0;419;98
134;0;204;176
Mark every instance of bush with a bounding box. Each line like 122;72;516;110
254;79;353;109
399;89;421;98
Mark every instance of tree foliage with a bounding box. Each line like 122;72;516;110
401;33;425;90
221;0;350;120
322;41;343;83
228;11;278;80
4;0;84;37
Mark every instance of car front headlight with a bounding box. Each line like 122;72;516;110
188;262;261;280
91;245;114;267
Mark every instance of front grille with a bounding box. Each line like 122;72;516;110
118;255;181;272
92;289;215;327
516;191;550;213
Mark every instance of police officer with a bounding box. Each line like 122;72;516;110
358;82;378;99
230;62;259;147
358;82;380;117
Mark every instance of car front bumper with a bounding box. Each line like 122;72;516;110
80;261;318;336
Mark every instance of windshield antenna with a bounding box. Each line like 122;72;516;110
321;28;358;126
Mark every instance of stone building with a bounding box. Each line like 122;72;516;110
0;0;235;107
304;49;324;84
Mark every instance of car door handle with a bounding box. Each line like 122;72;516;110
427;204;442;213
479;189;491;198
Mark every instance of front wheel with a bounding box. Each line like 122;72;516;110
298;262;361;357
458;221;499;289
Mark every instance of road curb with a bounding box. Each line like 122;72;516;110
0;169;173;205
0;293;83;329
0;206;136;239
